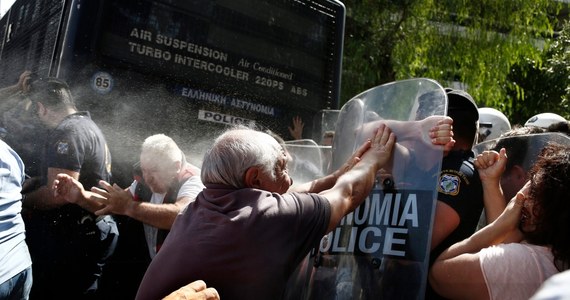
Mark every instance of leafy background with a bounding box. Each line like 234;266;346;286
340;0;569;125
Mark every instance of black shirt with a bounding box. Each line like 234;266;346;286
42;111;111;187
426;150;484;299
27;111;117;299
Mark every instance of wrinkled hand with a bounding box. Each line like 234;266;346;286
288;116;304;140
53;173;85;204
91;180;132;216
474;148;507;182
163;280;220;300
360;124;395;170
421;116;455;151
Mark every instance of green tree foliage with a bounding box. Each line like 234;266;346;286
506;19;570;125
341;0;429;101
341;0;562;119
547;20;570;120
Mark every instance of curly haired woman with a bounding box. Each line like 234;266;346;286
429;143;570;300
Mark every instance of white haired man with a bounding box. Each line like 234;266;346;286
56;134;204;259
135;121;453;300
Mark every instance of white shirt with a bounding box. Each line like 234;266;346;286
129;175;204;258
480;242;558;300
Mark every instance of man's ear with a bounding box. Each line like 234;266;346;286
174;160;182;174
244;167;262;188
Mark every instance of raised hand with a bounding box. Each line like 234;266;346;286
288;116;304;140
421;116;455;151
53;173;85;204
18;70;33;93
91;180;132;216
474;148;507;183
360;124;396;170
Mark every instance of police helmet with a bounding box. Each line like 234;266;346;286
524;113;567;129
478;107;511;141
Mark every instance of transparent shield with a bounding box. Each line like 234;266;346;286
311;109;340;146
474;132;570;162
475;132;570;177
473;133;570;231
286;78;448;300
284;139;325;184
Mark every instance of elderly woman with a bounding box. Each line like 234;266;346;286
429;143;570;300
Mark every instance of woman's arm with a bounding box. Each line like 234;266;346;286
474;148;508;224
429;191;526;299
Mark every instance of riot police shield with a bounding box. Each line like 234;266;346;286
473;133;570;231
474;132;570;201
287;78;448;300
284;139;326;184
311;109;340;146
475;132;570;161
311;109;339;174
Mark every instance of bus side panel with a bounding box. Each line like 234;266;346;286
0;0;67;83
56;0;345;185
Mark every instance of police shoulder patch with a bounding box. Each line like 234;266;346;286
57;141;69;155
438;173;460;195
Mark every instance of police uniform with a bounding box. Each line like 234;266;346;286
25;111;118;299
426;149;483;299
430;150;483;261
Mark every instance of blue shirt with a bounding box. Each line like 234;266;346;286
0;139;31;284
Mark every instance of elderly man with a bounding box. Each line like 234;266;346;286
56;134;204;259
135;120;453;300
94;134;203;258
55;134;204;298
